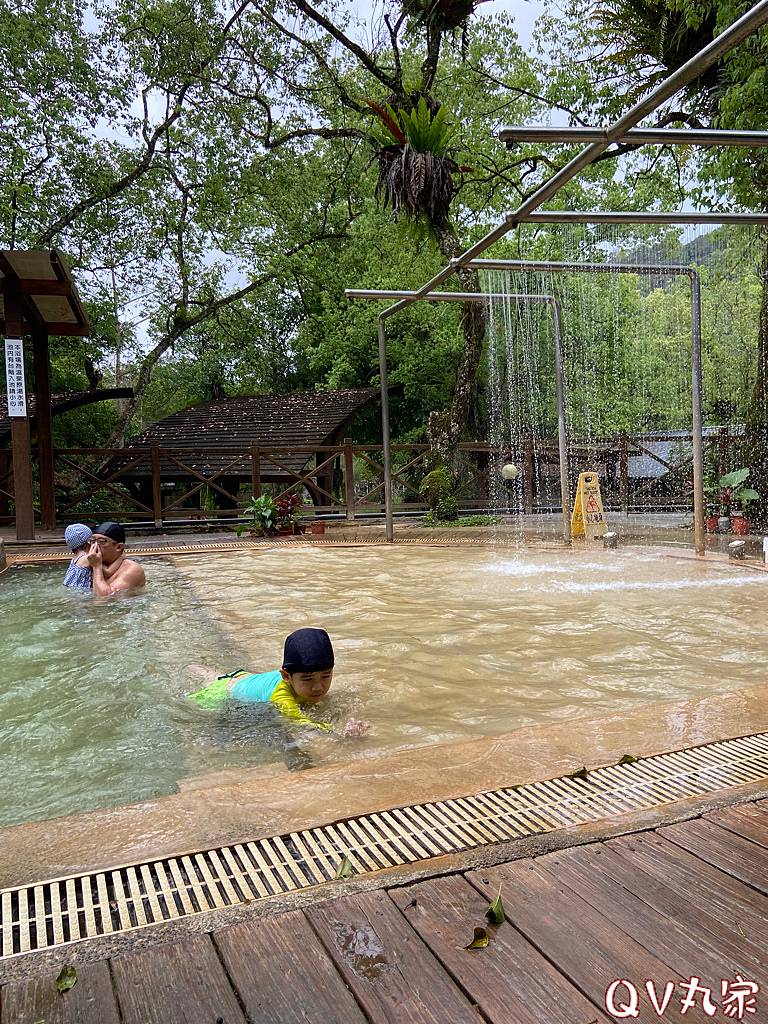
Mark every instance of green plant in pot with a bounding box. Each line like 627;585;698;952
236;494;278;537
275;492;304;534
719;468;759;535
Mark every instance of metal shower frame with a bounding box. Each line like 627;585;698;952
347;290;572;541
345;0;768;546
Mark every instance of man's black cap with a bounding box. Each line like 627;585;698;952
93;521;126;544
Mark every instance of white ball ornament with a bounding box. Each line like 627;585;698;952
501;463;520;481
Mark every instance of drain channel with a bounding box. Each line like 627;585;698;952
2;732;767;959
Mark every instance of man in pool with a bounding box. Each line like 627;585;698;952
86;521;145;595
189;628;368;737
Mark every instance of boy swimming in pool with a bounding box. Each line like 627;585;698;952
189;628;368;738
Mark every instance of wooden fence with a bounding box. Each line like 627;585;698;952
0;429;744;529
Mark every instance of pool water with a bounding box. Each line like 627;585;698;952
2;546;767;829
0;561;290;829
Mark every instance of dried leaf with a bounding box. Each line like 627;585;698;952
618;754;638;765
335;855;356;880
463;926;490;950
55;966;77;993
566;766;589;780
485;887;505;924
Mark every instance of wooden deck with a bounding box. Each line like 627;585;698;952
2;800;767;1023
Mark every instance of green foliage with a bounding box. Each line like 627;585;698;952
403;0;477;32
419;466;454;506
391;99;454;156
719;467;760;511
236;494;278;536
419;465;459;520
422;512;497;526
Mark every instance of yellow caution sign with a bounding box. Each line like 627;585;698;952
571;471;607;540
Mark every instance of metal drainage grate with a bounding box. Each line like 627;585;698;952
2;732;767;959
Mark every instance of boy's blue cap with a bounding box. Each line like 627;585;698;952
64;524;92;550
283;628;334;673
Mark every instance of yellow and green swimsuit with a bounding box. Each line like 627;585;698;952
189;669;330;731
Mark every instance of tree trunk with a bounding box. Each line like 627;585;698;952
743;235;768;529
428;224;486;475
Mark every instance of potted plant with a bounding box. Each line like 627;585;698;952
236;494;278;537
718;468;759;536
275;493;303;535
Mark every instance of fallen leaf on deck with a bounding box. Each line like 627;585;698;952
335;855;356;880
485;887;505;924
55;966;77;993
463;926;490;950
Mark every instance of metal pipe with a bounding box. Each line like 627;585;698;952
349;289;571;542
377;319;394;542
462;259;691;275
500;127;768;147
690;272;705;555
520;211;768;225
375;0;768;321
346;290;558;302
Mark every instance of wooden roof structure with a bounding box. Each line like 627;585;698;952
0;249;90;336
118;388;383;482
2;249;91;539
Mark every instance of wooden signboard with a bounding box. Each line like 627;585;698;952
4;339;26;417
571;471;607;540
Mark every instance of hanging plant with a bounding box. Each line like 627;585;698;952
402;0;480;32
368;95;469;229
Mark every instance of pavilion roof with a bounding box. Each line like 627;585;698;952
116;388;384;481
128;388;382;449
0;249;89;336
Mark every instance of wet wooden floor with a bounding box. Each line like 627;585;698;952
2;800;767;1023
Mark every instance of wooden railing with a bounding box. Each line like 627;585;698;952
0;429;746;529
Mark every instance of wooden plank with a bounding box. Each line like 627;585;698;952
466;859;692;1023
1;960;120;1024
214;909;367;1024
607;831;768;952
307;890;480;1024
566;838;766;970
110;933;246;1024
705;802;768;849
542;843;766;985
390;875;611;1024
661;817;768;895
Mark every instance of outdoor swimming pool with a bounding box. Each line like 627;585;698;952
1;545;766;830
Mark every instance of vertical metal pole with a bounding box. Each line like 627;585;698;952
378;317;394;542
690;271;705;555
550;299;571;542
